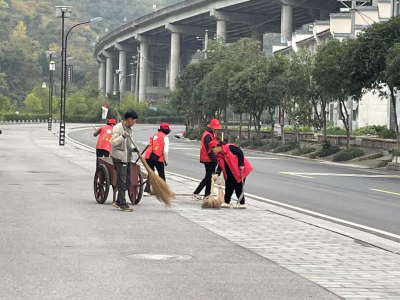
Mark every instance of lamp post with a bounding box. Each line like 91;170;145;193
46;50;56;131
119;73;134;100
56;5;102;146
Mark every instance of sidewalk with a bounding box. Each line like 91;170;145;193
1;124;400;299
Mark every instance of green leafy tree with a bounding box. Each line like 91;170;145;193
314;39;354;148
24;94;42;113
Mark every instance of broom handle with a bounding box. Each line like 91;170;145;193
210;175;215;196
93;125;97;131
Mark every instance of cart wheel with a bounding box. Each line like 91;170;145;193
129;171;143;205
94;164;110;204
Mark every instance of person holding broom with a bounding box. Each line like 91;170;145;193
110;111;139;212
143;123;171;197
210;141;253;209
192;119;221;200
93;118;116;157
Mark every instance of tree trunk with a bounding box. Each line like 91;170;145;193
247;114;251;141
269;108;275;143
224;106;228;142
339;100;350;149
255;113;262;142
239;113;242;143
322;103;327;141
389;86;400;150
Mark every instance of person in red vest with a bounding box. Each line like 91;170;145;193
94;119;116;157
209;141;253;209
192;119;221;200
143;123;171;196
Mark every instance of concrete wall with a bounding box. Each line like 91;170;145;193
330;15;351;34
378;1;391;19
358;90;389;128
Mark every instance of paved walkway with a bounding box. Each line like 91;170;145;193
2;124;400;299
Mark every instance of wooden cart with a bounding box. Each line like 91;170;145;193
93;157;145;205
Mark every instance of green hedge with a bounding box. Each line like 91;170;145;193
2;113;51;121
309;146;341;159
332;148;365;162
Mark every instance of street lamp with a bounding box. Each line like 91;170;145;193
42;82;47;89
56;5;102;146
118;74;134;101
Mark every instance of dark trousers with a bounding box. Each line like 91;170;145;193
96;149;110;157
144;159;166;193
193;163;216;197
113;162;131;206
225;173;245;205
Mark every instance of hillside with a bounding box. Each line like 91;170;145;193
0;0;182;108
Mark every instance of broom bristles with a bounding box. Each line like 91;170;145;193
139;154;174;208
201;177;220;209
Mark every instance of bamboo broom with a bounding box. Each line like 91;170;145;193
115;110;175;207
216;178;225;204
201;177;220;209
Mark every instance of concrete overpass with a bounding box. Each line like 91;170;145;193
94;0;341;101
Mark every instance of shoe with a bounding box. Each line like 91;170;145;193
119;204;133;212
112;202;120;209
234;204;247;209
192;193;201;200
143;192;150;197
221;202;232;208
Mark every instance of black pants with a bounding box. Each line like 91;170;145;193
144;159;166;193
113;162;131;206
193;163;216;197
225;173;245;205
96;149;110;157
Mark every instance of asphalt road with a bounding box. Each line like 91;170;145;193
69;124;400;236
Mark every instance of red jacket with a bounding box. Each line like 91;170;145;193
200;129;216;163
217;144;253;183
96;125;113;152
145;131;166;162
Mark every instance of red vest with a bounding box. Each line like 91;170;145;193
145;131;166;162
95;125;113;152
199;130;216;163
217;144;253;183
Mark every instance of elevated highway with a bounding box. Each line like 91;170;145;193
94;0;341;101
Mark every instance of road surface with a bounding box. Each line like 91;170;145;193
69;124;400;237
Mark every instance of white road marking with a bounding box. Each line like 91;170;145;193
370;188;400;196
280;172;400;178
246;157;280;160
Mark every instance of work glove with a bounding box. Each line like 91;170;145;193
132;147;139;153
122;131;130;138
164;162;168;167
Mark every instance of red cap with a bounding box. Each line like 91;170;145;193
160;122;171;131
108;119;116;125
207;140;220;153
208;119;221;130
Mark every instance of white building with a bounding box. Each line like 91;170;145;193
272;0;397;130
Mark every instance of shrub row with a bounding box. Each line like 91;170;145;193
309;145;341;159
331;148;365;162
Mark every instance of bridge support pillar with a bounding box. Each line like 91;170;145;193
170;32;180;90
139;41;149;102
281;4;293;43
216;20;227;44
118;50;127;99
251;30;264;50
106;56;114;95
98;58;106;95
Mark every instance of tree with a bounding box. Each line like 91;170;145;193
384;43;400;147
282;50;316;145
24;94;42;113
0;94;12;118
314;39;354;148
349;16;400;146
